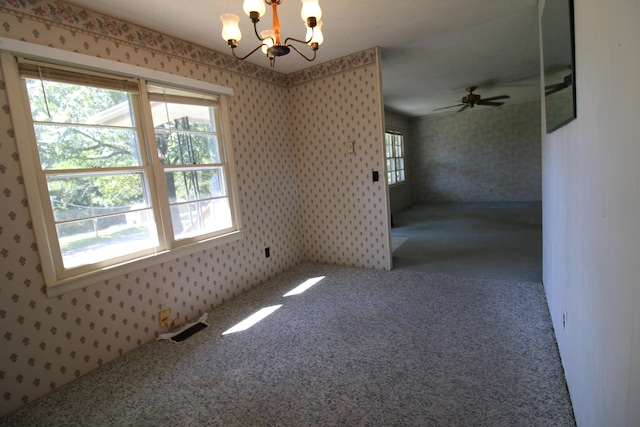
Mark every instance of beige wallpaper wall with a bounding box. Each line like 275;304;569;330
0;0;388;416
289;54;390;270
408;101;542;203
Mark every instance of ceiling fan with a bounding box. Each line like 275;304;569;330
434;86;510;113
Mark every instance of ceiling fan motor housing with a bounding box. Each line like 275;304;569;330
462;93;481;106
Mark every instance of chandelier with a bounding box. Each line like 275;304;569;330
220;0;324;68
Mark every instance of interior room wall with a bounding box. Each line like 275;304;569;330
0;1;388;416
540;0;640;425
384;111;411;214
288;58;391;270
408;101;542;203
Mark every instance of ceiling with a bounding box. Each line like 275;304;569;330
62;0;542;117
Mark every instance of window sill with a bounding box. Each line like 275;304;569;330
45;230;244;298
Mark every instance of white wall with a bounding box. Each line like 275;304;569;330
541;1;640;426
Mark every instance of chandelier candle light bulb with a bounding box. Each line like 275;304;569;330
306;19;323;46
243;0;266;19
220;14;242;47
301;0;322;24
260;29;275;54
220;0;323;68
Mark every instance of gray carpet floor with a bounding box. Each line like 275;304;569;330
1;262;575;426
392;202;543;283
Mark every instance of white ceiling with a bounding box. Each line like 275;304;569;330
62;0;542;117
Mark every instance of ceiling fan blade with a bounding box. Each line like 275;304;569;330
457;104;470;113
433;103;465;111
545;74;573;92
545;82;570;96
545;82;564;90
481;95;510;102
477;100;505;107
545;86;565;96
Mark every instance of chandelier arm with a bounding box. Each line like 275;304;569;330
284;36;313;46
252;21;268;42
230;43;268;61
284;25;314;46
287;43;318;62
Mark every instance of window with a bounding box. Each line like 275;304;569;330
385;130;405;185
3;56;240;293
147;85;234;241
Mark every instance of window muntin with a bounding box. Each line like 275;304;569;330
385;130;406;185
16;62;238;286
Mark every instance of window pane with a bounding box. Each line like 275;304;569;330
34;124;141;169
385;130;405;185
26;79;134;126
150;102;216;132
208;168;227;197
154;130;220;165
152;100;221;167
47;173;150;222
57;210;158;269
165;167;227;204
171;198;233;240
26;78;141;170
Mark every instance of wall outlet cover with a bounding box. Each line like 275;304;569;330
346;141;355;153
159;308;171;327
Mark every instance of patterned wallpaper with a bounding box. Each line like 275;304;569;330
0;0;388;416
408;101;542;203
289;66;390;270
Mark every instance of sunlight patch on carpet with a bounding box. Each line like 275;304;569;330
222;305;283;335
283;276;325;297
392;237;409;251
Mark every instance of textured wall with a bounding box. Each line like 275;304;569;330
288;56;391;270
541;0;640;425
0;1;387;416
408;101;542;203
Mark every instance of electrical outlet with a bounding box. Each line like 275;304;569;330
265;247;270;258
159;308;171;327
346;141;355;153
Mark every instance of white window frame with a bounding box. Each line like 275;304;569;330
385;128;406;186
0;39;243;297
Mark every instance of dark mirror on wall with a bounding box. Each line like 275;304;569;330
542;0;576;133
